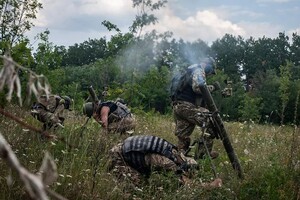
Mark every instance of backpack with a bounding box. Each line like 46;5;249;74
112;101;131;118
170;68;193;101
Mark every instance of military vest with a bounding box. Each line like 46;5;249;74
111;101;131;118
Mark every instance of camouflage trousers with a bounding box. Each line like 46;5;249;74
31;105;65;130
172;101;214;156
108;115;136;134
108;143;197;184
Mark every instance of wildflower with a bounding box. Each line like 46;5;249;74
66;175;72;178
135;187;143;192
244;149;249;155
59;174;65;178
56;182;62;186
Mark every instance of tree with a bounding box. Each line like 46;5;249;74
279;61;292;124
211;34;245;82
61;37;107;67
33;30;63;73
130;0;167;37
239;93;262;122
0;0;42;52
290;33;300;67
253;69;280;123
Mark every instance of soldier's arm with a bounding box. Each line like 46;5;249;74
192;68;206;94
100;106;110;129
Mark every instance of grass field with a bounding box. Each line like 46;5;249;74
1;104;300;200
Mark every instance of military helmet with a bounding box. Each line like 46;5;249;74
83;102;94;118
61;95;72;110
202;57;217;75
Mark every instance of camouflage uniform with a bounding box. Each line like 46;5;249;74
171;59;217;157
95;100;136;134
31;95;66;130
173;101;214;157
108;135;197;184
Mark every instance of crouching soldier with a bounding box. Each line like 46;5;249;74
108;135;222;187
31;95;72;130
83;98;136;134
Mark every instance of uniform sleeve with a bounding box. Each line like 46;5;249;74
191;67;206;94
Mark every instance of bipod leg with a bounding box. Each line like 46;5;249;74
201;137;218;178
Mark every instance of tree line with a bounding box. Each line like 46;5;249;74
1;0;300;125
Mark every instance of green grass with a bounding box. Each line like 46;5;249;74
0;105;300;200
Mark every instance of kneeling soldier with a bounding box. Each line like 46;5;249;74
108;135;222;187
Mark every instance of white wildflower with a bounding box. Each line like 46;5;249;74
244;149;249;155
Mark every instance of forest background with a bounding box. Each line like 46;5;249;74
1;0;300;125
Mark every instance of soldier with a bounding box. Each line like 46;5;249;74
31;95;72;130
170;57;219;159
108;135;222;187
83;98;136;134
101;86;109;100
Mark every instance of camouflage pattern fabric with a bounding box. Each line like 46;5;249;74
31;95;66;129
108;143;143;184
173;100;214;155
108;114;136;134
108;142;198;184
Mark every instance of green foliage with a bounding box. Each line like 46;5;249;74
211;34;244;82
253;69;280;123
239;164;298;200
239;93;262;122
0;0;42;52
33;30;63;73
136;65;171;113
130;0;167;36
279;61;292;124
61;37;107;66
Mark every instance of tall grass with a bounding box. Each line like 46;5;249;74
0;105;300;199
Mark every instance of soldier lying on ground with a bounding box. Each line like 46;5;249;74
83;98;136;134
108;135;222;187
31;95;72;130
